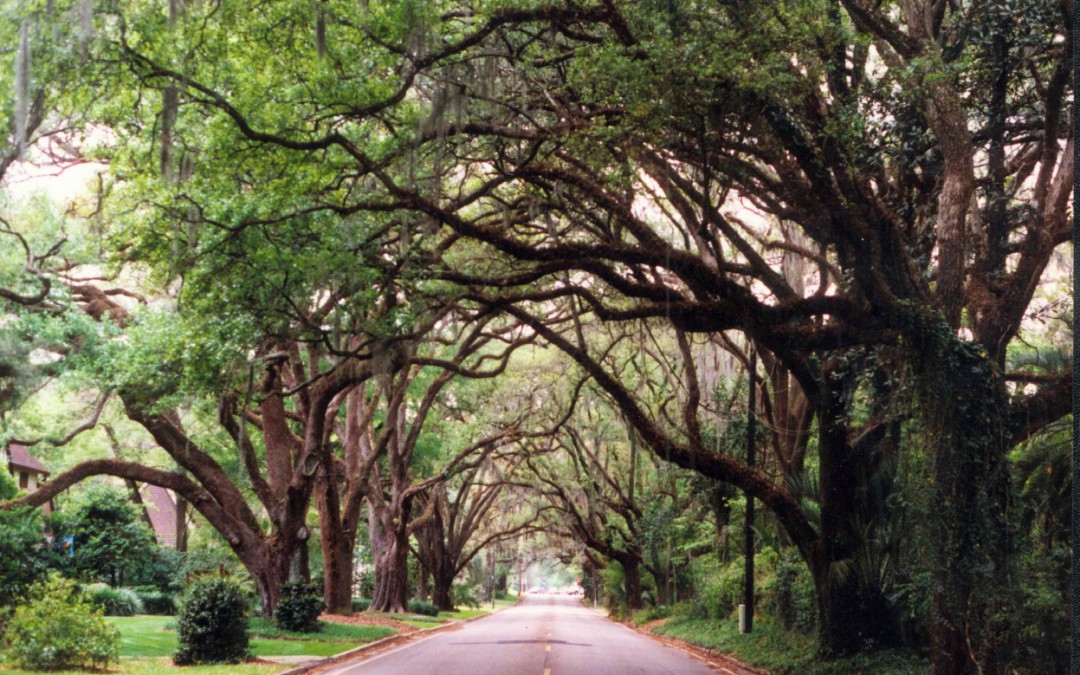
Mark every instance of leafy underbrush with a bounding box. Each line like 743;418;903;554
654;613;926;674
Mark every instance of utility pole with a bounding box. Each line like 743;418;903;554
740;348;756;634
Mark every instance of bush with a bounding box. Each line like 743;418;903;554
408;599;440;616
761;548;817;634
453;581;482;610
351;597;371;612
274;581;323;633
89;585;145;616
0;506;51;611
639;604;673;623
1;574;120;670
174;576;250;665
356;571;375;599
689;556;742;621
137;589;178;615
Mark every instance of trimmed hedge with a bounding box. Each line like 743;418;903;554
173;576;250;665
274;581;323;633
137;590;178;615
408;599;439;617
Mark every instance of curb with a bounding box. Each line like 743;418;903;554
275;601;519;675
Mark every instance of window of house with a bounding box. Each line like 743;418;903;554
19;472;28;489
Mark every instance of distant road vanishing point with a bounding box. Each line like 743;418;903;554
318;594;721;675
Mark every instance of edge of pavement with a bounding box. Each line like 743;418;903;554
581;602;769;675
276;599;522;675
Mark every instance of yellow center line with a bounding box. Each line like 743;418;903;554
545;644;551;652
544;670;551;675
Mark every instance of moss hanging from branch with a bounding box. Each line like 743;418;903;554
160;86;178;180
314;2;327;59
13;19;30;160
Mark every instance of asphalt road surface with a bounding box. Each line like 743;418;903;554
320;594;718;675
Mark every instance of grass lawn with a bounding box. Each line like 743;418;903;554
0;658;282;675
0;615;396;674
653;615;927;674
105;616;394;659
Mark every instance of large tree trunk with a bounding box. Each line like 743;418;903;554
919;336;1012;674
251;542;294;619
621;555;643;611
432;566;455;611
320;529;354;614
368;505;410;613
316;477;356;614
814;368;901;656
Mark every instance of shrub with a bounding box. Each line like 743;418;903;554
408;599;440;616
0;506;51;611
689;556;742;621
174;576;250;665
356;571;375;599
274;581;323;633
1;574;120;670
351;597;371;612
761;548;817;634
453;581;481;610
137;589;178;615
640;604;673;623
89;585;145;616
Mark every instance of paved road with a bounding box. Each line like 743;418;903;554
321;595;718;675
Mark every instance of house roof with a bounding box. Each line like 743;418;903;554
6;443;49;475
139;484;178;548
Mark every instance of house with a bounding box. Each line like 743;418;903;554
137;483;185;550
3;442;52;513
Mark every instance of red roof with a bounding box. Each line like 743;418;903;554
140;484;179;548
6;443;49;475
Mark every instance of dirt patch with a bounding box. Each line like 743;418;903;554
317;612;422;635
304;621;466;674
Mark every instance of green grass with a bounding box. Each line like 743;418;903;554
653;615;927;675
0;657;282;674
248;617;395;643
108;616;179;657
101;615;392;658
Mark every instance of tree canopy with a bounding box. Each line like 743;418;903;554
0;1;1070;673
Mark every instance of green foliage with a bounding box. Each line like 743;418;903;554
0;469;18;500
1;573;120;670
351;597;371;612
273;581;323;633
0;506;51;610
1010;543;1070;673
760;548;817;634
632;604;672;626
687;555;743;621
174;576;250;665
599;561;625;619
135;589;178;615
655;613;927;674
88;584;145;616
127;548;187;594
49;482;160;588
452;581;481;610
407;599;439;617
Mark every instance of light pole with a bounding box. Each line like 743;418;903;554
740;348;756;634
